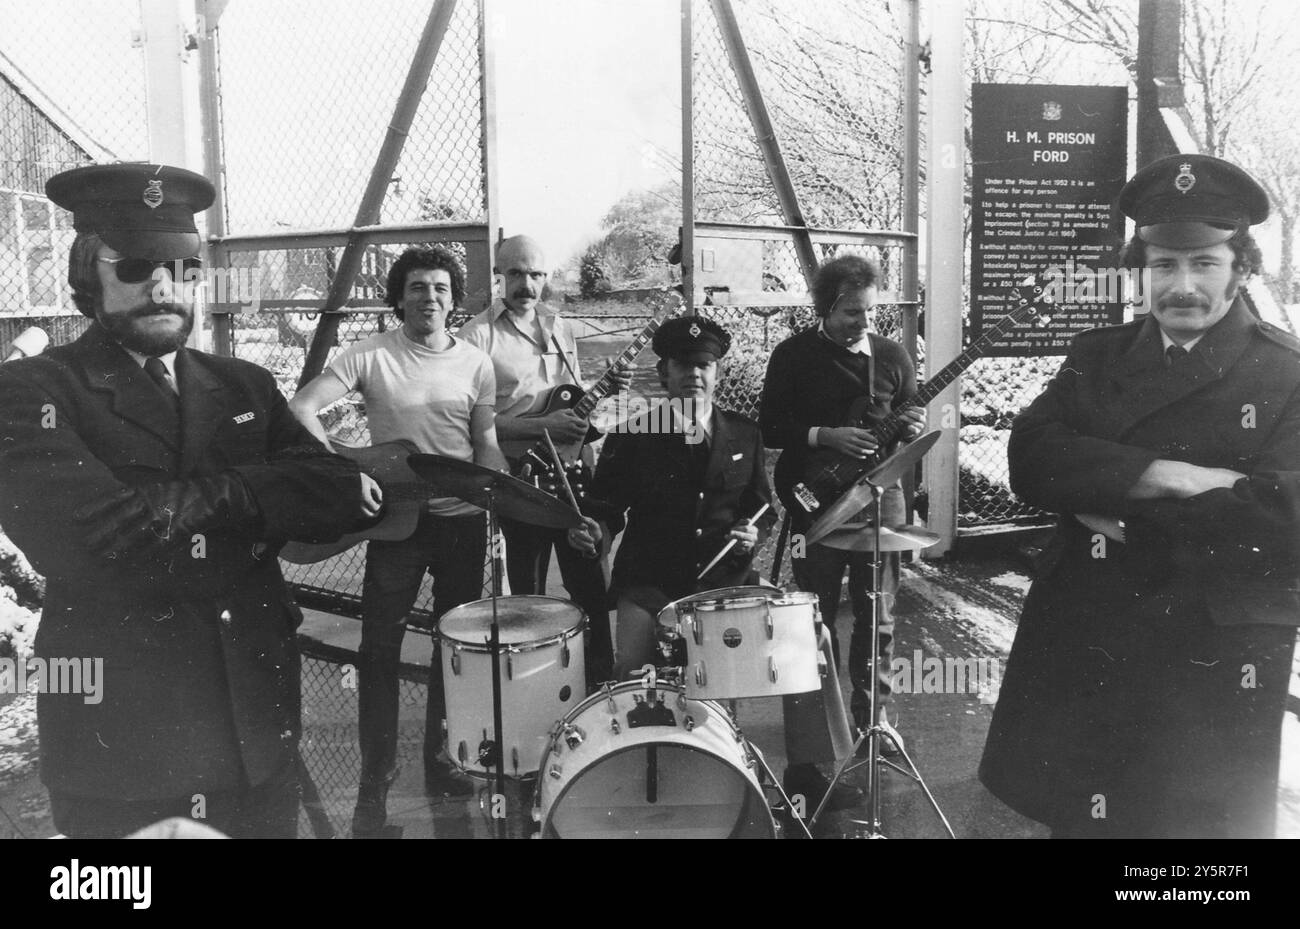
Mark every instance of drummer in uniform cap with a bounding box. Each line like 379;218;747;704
980;154;1300;838
568;315;865;814
0;163;376;838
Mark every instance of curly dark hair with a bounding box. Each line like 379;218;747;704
811;254;880;318
68;232;105;317
1119;228;1263;276
384;246;465;319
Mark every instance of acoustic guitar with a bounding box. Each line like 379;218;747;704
278;439;439;565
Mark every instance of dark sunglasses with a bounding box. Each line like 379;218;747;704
97;256;204;284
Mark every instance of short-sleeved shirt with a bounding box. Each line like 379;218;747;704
328;328;495;515
456;298;581;461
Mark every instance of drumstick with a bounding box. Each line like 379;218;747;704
697;503;769;581
543;428;599;561
541;428;582;513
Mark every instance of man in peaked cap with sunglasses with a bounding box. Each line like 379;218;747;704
0;163;379;837
980;154;1300;838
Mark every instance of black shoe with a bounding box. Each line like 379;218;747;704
351;767;400;837
425;760;475;800
783;763;863;813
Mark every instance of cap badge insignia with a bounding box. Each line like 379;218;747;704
142;179;164;209
1174;162;1196;194
1042;101;1061;121
689;322;701;338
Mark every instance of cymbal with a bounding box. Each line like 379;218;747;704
406;454;583;530
816;524;941;552
805;430;941;546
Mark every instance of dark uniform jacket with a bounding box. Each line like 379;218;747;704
587;406;774;601
980;299;1300;833
0;324;361;800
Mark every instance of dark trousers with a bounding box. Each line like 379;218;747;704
499;516;614;685
50;758;300;839
791;541;899;724
358;511;486;790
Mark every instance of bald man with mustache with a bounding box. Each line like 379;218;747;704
458;236;626;685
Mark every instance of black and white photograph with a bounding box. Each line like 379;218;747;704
0;0;1296;881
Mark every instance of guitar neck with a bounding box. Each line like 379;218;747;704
867;297;1042;446
570;316;666;419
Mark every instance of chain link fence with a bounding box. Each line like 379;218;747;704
0;0;143;349
689;0;1044;530
214;0;486;233
692;0;908;231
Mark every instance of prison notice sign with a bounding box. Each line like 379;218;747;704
970;84;1128;355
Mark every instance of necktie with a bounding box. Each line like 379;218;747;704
1165;343;1192;375
144;356;181;415
690;430;710;481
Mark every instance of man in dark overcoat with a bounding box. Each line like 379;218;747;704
980;154;1300;838
0;163;375;838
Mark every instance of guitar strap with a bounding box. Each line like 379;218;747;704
551;333;581;386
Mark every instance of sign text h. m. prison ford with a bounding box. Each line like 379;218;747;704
970;84;1128;356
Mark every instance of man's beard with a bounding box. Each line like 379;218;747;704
97;303;195;356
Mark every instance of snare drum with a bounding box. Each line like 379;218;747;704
533;679;775;838
661;588;821;700
437;596;586;777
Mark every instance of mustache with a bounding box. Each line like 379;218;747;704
512;289;536;299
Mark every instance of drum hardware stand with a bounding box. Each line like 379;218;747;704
807;478;956;839
745;740;814;840
769;511;792;586
710;689;813;840
480;488;508;840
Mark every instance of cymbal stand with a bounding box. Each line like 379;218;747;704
481;489;508;840
807;479;955;839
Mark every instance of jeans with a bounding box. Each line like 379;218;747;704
357;511;486;790
499;516;614;686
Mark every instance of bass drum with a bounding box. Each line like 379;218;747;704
533;679;775;839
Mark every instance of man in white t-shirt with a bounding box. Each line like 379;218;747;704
290;246;506;838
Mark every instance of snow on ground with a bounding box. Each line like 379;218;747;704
901;563;1019;657
986;572;1032;594
0;692;38;782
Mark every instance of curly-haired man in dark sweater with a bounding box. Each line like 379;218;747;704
760;254;923;753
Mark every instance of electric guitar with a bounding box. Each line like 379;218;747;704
781;274;1055;515
512;289;683;490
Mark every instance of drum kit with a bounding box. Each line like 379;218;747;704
407;431;953;840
